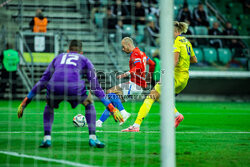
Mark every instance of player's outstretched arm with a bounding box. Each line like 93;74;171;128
117;72;130;79
17;75;50;119
17;97;32;118
18;61;54;118
85;59;124;123
190;45;198;64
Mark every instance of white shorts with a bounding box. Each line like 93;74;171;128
118;81;143;101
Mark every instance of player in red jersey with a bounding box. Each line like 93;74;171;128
96;37;155;127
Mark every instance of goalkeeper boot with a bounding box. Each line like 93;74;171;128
121;126;140;132
39;140;51;148
96;120;103;127
119;110;131;126
89;138;105;148
175;114;184;128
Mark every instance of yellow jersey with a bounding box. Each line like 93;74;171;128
173;35;194;74
154;35;195;95
173;35;195;94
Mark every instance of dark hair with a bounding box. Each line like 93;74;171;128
69;40;82;52
198;2;203;6
183;2;188;8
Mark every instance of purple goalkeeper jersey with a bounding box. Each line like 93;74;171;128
30;52;105;99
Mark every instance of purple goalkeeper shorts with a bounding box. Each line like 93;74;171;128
46;89;89;109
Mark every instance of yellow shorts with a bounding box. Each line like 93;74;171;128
154;73;189;95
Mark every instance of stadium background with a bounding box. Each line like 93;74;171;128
0;0;249;166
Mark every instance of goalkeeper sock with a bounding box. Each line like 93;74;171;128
99;109;110;122
44;135;51;141
85;104;96;135
89;134;96;140
43;105;54;136
108;93;124;111
134;97;155;126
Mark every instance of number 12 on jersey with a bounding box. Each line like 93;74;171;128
60;54;79;66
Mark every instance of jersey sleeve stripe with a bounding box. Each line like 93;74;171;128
134;60;141;64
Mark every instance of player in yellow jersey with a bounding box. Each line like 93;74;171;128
122;21;198;132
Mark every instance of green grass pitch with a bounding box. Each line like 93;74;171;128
0;100;249;167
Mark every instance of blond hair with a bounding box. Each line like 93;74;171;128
122;37;135;47
174;21;189;34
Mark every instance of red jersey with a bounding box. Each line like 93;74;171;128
129;47;155;88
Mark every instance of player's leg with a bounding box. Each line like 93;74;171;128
174;77;187;128
40;92;62;148
122;83;161;132
96;109;110;127
83;93;105;148
107;84;131;125
96;85;123;126
174;107;184;128
40;104;54;148
107;85;129;117
119;81;145;125
97;84;129;126
134;89;160;126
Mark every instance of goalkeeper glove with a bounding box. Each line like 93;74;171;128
107;103;124;123
112;108;124;123
17;97;31;118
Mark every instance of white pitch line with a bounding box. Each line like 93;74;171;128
181;113;250;115
0;131;249;134
177;131;250;134
1;112;250;115
0;151;95;167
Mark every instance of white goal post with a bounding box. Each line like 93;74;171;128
160;0;175;167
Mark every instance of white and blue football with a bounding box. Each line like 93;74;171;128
73;114;86;127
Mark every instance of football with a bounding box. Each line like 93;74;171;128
73;114;86;127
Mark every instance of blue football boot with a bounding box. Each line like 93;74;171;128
39;140;51;148
89;138;105;148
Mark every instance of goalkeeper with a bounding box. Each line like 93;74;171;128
122;21;198;132
17;40;123;148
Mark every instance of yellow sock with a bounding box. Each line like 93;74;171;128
174;107;180;117
134;97;155;126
